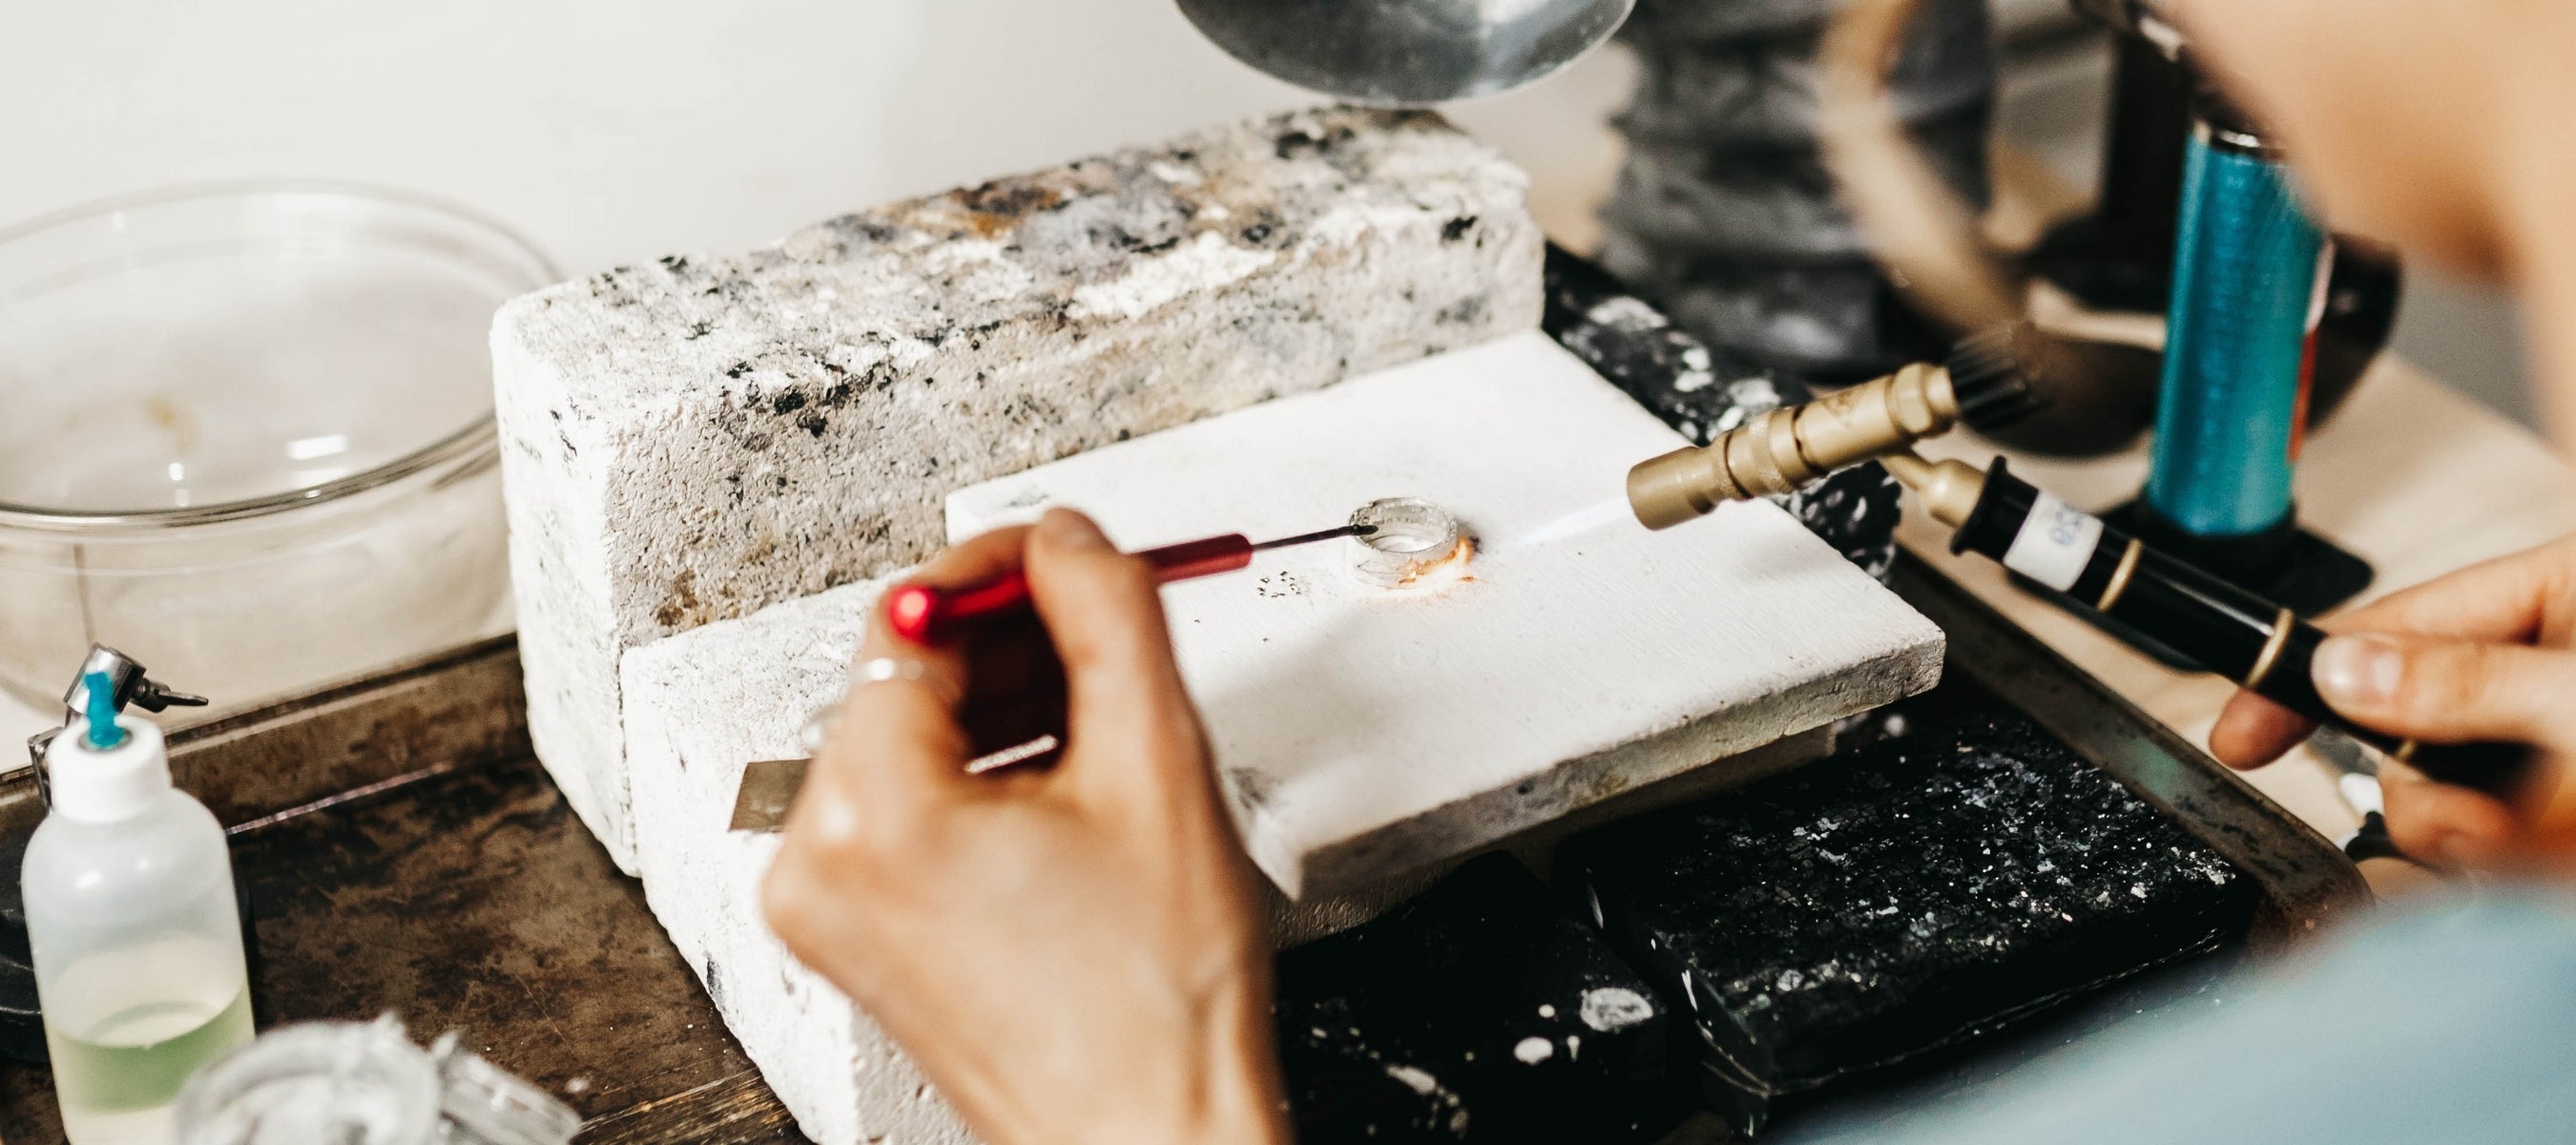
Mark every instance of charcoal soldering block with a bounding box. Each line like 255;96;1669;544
1275;855;1687;1145
1561;711;2257;1136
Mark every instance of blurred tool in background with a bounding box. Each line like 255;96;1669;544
1805;0;2397;663
1811;0;2398;472
1599;0;1996;385
1174;0;1638;104
2022;21;2189;315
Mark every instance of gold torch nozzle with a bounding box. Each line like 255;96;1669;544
1626;362;1963;530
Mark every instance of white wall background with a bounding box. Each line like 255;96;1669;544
0;0;1631;276
5;0;2523;427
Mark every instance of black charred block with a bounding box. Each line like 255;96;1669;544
1560;712;2256;1137
1542;245;1901;581
1783;464;1905;581
1274;856;1686;1145
1542;246;1792;448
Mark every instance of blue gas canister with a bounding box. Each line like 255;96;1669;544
2143;94;2330;542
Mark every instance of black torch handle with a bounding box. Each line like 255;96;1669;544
1950;460;2535;799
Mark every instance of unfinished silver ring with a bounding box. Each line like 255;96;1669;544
1345;497;1467;589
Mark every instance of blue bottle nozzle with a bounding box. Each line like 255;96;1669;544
81;670;127;751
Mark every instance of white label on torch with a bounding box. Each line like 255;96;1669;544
2002;491;2104;593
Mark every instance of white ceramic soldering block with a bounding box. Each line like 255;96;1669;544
614;569;1506;1144
948;329;1947;898
620;574;979;1145
616;572;1466;1143
496;107;1546;870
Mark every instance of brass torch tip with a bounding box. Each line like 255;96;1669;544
1627;446;1724;530
1622;362;1971;531
1880;452;1987;530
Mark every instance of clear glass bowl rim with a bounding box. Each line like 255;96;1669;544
0;179;559;535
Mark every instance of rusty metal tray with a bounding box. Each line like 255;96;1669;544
0;553;2363;1143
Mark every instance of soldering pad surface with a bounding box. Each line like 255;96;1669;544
948;330;1945;898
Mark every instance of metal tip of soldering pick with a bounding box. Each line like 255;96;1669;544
1251;522;1376;551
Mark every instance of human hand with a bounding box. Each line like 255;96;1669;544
2211;536;2576;867
761;508;1291;1145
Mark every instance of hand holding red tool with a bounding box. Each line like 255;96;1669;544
883;522;1374;643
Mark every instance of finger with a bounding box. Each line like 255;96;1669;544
2379;765;2517;866
2323;540;2572;644
2215;540;2576;775
882;531;1071;708
867;526;1035;657
834;526;1035;809
2311;632;2576;747
1019;509;1205;789
2209;689;2319;769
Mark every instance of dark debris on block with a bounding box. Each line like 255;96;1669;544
1542;246;1901;581
1560;710;2259;1137
1274;855;1690;1145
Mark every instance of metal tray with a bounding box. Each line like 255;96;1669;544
1884;550;2368;950
0;555;2364;1143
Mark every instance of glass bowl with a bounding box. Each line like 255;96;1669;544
0;183;558;713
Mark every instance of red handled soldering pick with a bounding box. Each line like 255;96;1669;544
884;522;1376;642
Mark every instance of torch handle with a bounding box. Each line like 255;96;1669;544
1948;459;2535;800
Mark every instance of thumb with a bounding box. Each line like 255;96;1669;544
2312;633;2576;749
1021;509;1204;777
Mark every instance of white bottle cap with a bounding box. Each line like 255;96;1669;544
43;715;172;823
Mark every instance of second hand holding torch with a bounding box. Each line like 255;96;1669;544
1625;332;2534;801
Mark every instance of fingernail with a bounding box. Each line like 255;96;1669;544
2314;635;2404;708
1035;507;1109;551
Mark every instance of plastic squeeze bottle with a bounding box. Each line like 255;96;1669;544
25;673;254;1143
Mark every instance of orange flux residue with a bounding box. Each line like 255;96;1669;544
1393;535;1477;592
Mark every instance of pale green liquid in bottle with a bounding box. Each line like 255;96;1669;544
47;983;254;1143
